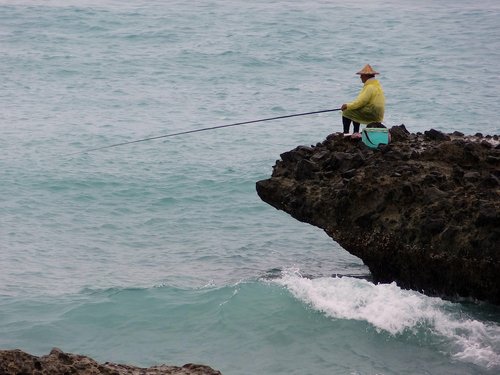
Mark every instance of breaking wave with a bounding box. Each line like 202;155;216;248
277;270;500;370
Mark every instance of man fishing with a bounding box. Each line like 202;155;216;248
340;64;385;134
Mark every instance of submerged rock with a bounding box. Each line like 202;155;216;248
0;348;222;375
256;126;500;304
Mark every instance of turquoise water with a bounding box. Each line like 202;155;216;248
1;0;499;373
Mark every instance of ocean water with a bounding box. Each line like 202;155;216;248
1;0;499;374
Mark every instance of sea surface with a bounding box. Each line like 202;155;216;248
1;0;499;374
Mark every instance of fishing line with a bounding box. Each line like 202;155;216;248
68;108;341;156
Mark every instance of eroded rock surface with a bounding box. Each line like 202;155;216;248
256;126;500;304
0;348;222;375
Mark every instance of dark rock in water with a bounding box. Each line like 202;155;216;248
0;348;222;375
256;127;500;304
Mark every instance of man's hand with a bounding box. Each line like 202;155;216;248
341;104;347;111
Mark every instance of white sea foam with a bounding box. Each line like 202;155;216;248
277;271;500;370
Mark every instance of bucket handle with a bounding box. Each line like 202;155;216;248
362;129;377;146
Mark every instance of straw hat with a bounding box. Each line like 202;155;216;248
356;64;379;75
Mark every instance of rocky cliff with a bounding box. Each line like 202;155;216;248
256;126;500;304
0;348;222;375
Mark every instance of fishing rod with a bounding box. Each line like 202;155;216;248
68;108;341;156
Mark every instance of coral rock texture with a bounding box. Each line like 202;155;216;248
256;126;500;304
0;348;222;375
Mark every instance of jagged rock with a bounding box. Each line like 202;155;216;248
389;124;411;142
256;128;500;304
0;348;222;375
424;128;451;141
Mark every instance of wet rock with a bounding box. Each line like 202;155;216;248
256;127;500;304
0;348;222;375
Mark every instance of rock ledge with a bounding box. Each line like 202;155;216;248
0;348;222;375
256;126;500;304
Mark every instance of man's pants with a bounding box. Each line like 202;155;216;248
343;116;360;134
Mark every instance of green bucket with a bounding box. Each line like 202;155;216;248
362;127;389;149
